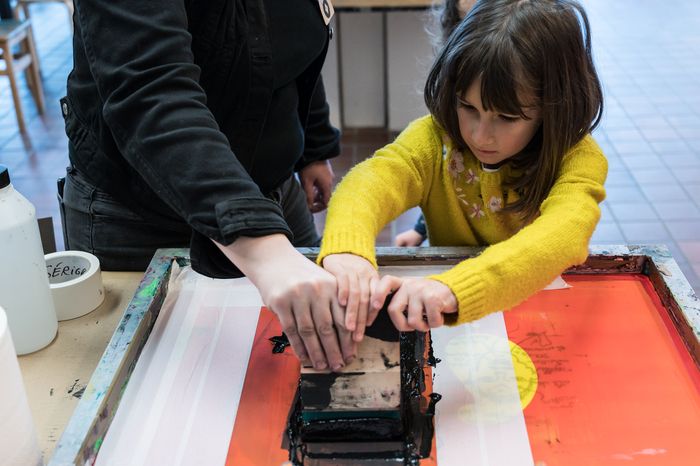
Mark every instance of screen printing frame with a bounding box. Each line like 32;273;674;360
48;244;700;466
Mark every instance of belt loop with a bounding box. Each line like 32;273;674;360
56;175;70;250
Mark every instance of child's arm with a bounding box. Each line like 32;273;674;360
319;116;440;334
430;135;608;325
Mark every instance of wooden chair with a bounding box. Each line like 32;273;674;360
14;0;73;32
0;19;45;132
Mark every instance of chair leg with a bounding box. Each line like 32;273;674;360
25;29;45;114
25;61;41;115
25;61;34;96
12;2;31;20
2;43;27;133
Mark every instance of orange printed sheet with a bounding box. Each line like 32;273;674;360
226;275;700;465
226;307;299;466
505;274;700;466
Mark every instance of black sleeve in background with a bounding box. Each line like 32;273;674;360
73;0;290;248
295;76;341;171
414;213;427;239
0;0;12;19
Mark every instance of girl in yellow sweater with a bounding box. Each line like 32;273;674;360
319;0;607;341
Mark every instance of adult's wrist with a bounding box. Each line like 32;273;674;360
215;234;295;282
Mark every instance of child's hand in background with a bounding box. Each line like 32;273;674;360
394;228;425;247
372;276;457;332
322;253;379;342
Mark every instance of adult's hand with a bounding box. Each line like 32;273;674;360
299;160;335;213
215;234;355;371
372;275;458;332
322;253;379;342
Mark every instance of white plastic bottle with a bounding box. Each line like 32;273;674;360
0;164;58;355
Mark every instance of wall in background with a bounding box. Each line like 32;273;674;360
322;11;435;131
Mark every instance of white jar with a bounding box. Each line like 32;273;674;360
0;164;58;355
0;306;43;466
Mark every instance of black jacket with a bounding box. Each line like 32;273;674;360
62;0;339;276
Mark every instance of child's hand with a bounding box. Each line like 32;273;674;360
372;275;457;332
394;228;424;247
322;253;379;342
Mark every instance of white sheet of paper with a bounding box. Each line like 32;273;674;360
431;314;534;465
381;265;534;465
95;265;263;466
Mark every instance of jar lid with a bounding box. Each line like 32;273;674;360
0;164;9;189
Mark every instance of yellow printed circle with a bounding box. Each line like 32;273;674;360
509;340;538;410
444;334;538;423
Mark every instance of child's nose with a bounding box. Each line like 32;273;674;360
472;121;495;147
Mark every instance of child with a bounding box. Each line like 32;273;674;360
320;0;606;340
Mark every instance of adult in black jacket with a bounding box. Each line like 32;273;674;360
0;0;12;19
60;0;354;371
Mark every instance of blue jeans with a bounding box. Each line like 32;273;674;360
60;168;320;271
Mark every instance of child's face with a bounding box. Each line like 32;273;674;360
456;78;542;166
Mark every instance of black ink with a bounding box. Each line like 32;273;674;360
67;378;80;394
287;329;439;464
72;386;86;399
270;333;290;354
381;351;400;369
364;293;400;342
427;332;441;367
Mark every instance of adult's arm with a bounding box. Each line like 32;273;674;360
217;235;354;371
73;0;289;246
73;0;352;369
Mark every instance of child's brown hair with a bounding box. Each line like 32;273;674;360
425;0;604;222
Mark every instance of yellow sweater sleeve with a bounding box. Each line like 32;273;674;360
430;135;608;325
318;116;440;267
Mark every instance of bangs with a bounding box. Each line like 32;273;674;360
455;36;539;119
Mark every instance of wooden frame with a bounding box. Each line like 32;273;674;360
48;245;700;466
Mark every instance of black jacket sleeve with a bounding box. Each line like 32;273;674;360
295;76;341;171
72;0;292;252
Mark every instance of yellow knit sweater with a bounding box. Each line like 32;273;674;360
318;115;607;325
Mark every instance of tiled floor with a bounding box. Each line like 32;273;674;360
0;1;698;293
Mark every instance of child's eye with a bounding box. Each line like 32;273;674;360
499;114;520;122
460;102;477;112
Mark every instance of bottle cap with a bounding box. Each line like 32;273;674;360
0;165;9;189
